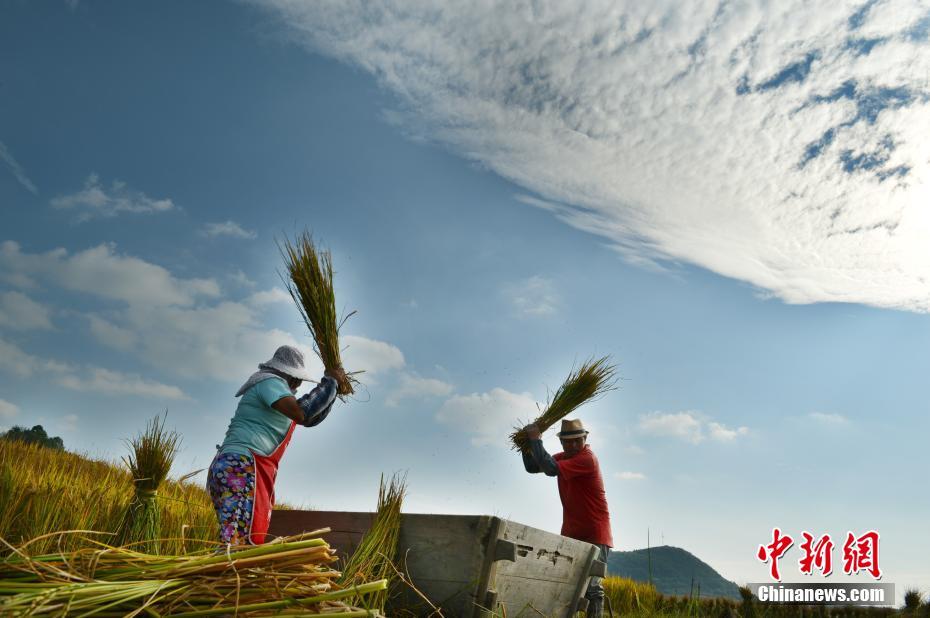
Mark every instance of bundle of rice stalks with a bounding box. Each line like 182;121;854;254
117;415;180;554
279;230;358;396
510;355;618;451
339;474;406;611
0;529;388;616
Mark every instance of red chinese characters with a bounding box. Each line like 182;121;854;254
757;528;794;581
842;530;881;579
798;532;834;576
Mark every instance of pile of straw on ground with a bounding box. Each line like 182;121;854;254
0;530;386;616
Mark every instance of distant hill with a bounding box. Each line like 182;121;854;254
607;545;741;600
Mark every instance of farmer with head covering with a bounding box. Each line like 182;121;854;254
208;345;347;545
522;418;613;618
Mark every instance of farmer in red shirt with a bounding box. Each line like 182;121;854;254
522;418;612;617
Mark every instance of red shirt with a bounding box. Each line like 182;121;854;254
554;445;613;547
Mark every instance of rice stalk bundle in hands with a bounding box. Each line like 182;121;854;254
510;355;618;452
279;230;357;396
117;414;180;554
339;473;406;611
0;529;388;616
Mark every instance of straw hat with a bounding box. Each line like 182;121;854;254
556;419;589;438
258;345;316;382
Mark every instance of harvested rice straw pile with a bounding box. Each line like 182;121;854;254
339;474;406;611
279;230;358;396
510;355;618;452
0;529;387;616
117;414;180;554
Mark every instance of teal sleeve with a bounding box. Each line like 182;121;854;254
254;378;292;407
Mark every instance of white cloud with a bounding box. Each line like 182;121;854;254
56;367;188;400
0;291;53;331
0;243;407;388
342;334;406;377
436;387;538;447
0;398;19;420
229;270;256;288
202;220;258;239
0;336;186;399
246;287;292;307
0;241;220;307
254;0;930;312
87;315;138;349
0;337;66;377
639;411;749;444
59;414;78;432
615;471;646;480
707;421;750;441
51;174;175;221
809;411;849;425
504;275;559;316
639;411;705;443
0;140;37;194
107;303;312;382
386;372;454;407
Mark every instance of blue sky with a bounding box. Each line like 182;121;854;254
2;0;929;597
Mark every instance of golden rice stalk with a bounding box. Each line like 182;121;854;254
279;230;358;396
0;530;388;616
510;355;618;451
116;414;180;554
338;474;406;611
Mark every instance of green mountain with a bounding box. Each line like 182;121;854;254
607;545;741;600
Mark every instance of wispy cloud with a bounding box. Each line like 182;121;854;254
639;411;749;444
0;291;54;331
0;242;409;385
51;174;175;221
56;367;188;400
436;387;537;447
0;241;219;307
0;336;187;399
0;398;19;421
386;372;454;407
341;335;406;379
255;0;930;312
86;315;138;349
0;140;37;194
808;411;849;425
0;337;70;378
202;220;257;239
246;288;291;307
615;471;646;481
504;275;559;317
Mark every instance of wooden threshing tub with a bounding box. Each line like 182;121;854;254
269;511;606;617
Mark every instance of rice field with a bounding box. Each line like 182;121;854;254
0;438;217;556
2;438;919;616
600;578;908;617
